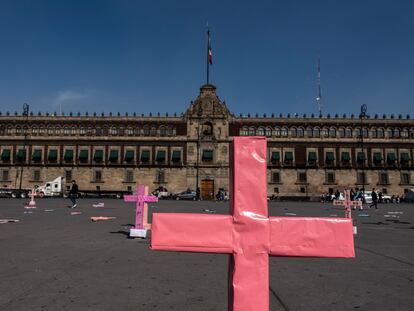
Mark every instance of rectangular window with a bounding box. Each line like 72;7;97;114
124;150;135;162
401;173;410;185
341;152;350;164
32;149;42;162
357;152;366;163
79;150;89;162
140;150;150;163
109;150;119;163
273;187;279;194
125;170;134;182
386;153;396;165
93;150;104;162
16;149;26;162
202;150;213;161
94;170;102;182
172;150;181;163
270;151;280;164
373;152;382;165
298;172;307;183
326;172;335;184
272;172;280;183
157;170;165;183
64;149;74;162
1;149;11;162
400;153;410;164
33;170;41;181
308;151;317;165
379;172;389;185
325;152;335;165
284;151;293;164
48;149;58;162
357;172;367;184
1;169;9;181
65;170;72;182
156;150;166;162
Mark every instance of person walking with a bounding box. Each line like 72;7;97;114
69;180;79;208
369;188;378;210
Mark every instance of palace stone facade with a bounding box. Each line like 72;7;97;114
0;84;413;199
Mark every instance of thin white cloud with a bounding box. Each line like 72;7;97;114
52;90;89;112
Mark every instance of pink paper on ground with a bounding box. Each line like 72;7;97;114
151;137;355;311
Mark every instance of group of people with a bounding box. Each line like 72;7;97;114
321;187;380;210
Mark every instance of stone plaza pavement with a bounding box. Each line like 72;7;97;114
0;198;413;311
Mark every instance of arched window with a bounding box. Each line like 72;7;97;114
79;127;85;136
96;127;102;136
203;122;213;136
265;127;272;137
6;125;12;135
143;126;150;136
71;126;77;135
402;128;409;137
248;127;255;136
291;127;297;137
87;126;93;136
55;126;61;135
150;126;157;136
362;127;368;138
160;126;167;136
64;126;70;135
307;127;313;137
31;126;38;135
110;126;118;136
127;127;134;136
410;128;414;138
313;127;320;137
387;128;393;138
135;127;141;136
297;127;304;137
39;126;44;136
329;127;336;138
167;126;174;136
323;127;329;137
257;127;265;136
345;128;353;138
393;128;400;138
281;127;288;137
339;128;345;138
377;128;385;138
273;127;281;137
371;128;377;138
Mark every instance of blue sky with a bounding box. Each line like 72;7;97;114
0;0;413;116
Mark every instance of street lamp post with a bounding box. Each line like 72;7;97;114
360;104;367;201
18;103;30;194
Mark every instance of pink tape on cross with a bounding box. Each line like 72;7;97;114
124;185;158;230
151;137;355;311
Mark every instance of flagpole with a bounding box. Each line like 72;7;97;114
206;28;210;84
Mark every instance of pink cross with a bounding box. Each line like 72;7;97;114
151;137;355;311
333;189;362;218
124;185;158;230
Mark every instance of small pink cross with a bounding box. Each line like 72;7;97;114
124;185;158;230
151;137;355;311
333;189;362;218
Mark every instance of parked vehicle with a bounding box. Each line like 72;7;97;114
0;188;30;198
363;191;391;204
152;186;170;199
402;189;414;203
35;176;64;197
173;189;197;200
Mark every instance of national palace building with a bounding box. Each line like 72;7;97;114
0;84;413;200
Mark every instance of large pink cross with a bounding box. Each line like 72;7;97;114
333;189;362;218
151;137;355;311
124;185;158;230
